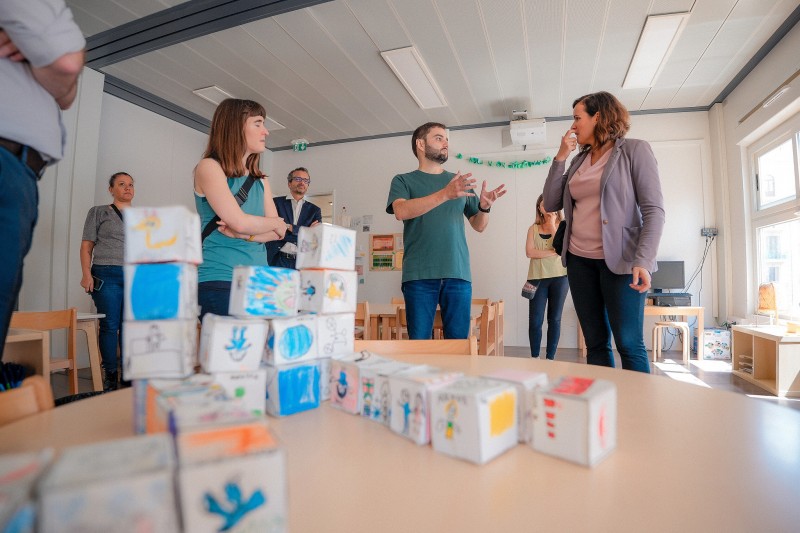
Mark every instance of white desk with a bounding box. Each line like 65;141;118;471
1;355;798;531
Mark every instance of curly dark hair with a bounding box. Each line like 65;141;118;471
572;91;630;152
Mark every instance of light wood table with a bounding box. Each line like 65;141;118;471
3;328;50;382
1;355;798;531
577;305;704;359
77;312;105;391
369;304;483;340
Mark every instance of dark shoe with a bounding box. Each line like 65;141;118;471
119;377;132;389
103;371;119;391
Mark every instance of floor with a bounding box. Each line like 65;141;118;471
51;347;800;413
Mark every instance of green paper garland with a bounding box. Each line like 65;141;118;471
455;153;552;169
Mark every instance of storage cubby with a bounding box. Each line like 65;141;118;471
731;325;800;397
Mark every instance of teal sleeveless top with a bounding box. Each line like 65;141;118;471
195;175;267;283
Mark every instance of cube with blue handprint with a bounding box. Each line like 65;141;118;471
199;314;268;372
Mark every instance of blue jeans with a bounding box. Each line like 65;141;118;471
0;147;39;359
198;281;232;320
90;265;124;373
566;253;650;373
528;276;569;359
401;279;472;339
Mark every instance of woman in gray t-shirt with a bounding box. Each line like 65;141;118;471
80;172;134;390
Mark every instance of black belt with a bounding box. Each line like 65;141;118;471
0;137;47;178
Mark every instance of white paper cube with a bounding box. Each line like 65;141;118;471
359;360;423;424
38;435;179;533
483;369;548;444
265;361;320;417
124;263;197;321
123;320;196;380
299;270;357;314
229;266;300;318
213;368;268;416
124;206;202;264
532;376;617;467
199;314;268;372
388;369;463;445
296;223;356;270
318;357;332;402
0;450;53;533
329;352;392;414
133;375;226;434
431;378;518;464
266;315;318;365
316;313;355;356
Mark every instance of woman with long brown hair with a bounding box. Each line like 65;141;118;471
194;98;286;318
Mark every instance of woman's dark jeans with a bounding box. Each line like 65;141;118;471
528;275;569;359
90;264;124;373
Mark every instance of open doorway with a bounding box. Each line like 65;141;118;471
305;192;335;224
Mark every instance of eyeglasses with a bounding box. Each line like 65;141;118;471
290;177;310;184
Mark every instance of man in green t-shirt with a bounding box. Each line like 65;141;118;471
386;122;506;339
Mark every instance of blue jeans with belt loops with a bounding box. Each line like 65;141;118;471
401;278;472;339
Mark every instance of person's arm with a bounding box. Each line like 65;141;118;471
391;172;477;221
467;180;507;232
525;225;557;259
79;240;95;292
542;129;578;212
31;49;85;110
629;140;665;293
194;159;286;237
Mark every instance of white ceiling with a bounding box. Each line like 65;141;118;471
66;0;800;149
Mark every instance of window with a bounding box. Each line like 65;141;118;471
749;113;800;320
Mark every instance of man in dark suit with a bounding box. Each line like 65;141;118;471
267;167;322;269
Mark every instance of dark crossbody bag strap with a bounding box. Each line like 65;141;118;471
110;204;124;221
201;175;257;242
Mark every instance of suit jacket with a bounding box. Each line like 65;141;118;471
542;137;665;275
266;195;323;264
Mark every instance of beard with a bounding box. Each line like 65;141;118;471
424;144;448;164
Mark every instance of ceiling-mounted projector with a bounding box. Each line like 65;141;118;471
509;111;546;146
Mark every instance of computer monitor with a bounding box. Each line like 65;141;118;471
650;261;685;293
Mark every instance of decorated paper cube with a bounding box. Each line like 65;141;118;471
0;450;53;533
124;205;202;264
124;263;197;321
431;378;518;464
265;361;320;417
123;320;196;380
199;314;268;372
266;314;318;365
229;266;300;318
38;434;179;533
132;375;229;434
359;360;424;424
702;328;731;360
388;369;463;445
532;376;617;467
329;352;392;414
176;423;287;532
319;357;332;402
299;270;357;314
213;368;268;416
483;369;548;444
316;313;355;356
296;223;356;270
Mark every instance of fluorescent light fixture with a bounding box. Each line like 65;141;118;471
381;46;447;109
623;12;690;89
762;86;791;108
193;85;285;130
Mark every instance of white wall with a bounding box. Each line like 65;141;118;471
271;112;714;349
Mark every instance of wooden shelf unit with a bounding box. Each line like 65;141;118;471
731;325;800;397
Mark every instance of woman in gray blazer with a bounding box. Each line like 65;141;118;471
543;91;664;373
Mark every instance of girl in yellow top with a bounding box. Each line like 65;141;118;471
525;194;569;359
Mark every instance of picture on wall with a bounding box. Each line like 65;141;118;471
369;233;404;271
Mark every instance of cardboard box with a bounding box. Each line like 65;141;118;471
124;205;202;264
229;266;300;318
124;263;197;321
123;319;197;380
265;361;321;416
388;369;463;445
199;314;268;372
316;313;355;357
483;369;548;444
431;378;518;464
299;270;358;314
266;314;319;365
213;368;268;416
0;450;53;533
296;223;356;270
702;328;731;360
328;352;392;414
38;434;179;533
176;423;287;533
532;376;617;467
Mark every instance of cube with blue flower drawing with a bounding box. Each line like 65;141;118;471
229;266;300;318
199;313;268;372
316;312;355;357
124;205;202;264
264;360;321;416
123;319;197;380
265;314;318;365
124;263;197;321
296;223;356;270
299;269;357;314
176;422;287;532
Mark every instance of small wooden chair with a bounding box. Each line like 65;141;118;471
354;337;478;356
478;303;498;356
355;301;371;340
495;300;505;356
10;308;84;394
395;306;409;339
390;297;405;304
0;375;55;427
471;298;490;306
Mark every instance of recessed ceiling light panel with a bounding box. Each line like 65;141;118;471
192;85;234;105
623;12;690;90
381;46;447;109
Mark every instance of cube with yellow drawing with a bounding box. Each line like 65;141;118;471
296;223;356;270
298;269;357;314
124;205;202;264
482;369;548;445
431;378;518;464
